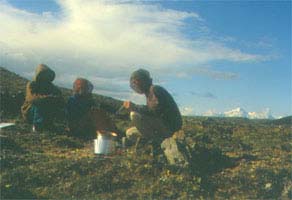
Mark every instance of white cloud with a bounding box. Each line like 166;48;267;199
127;92;146;105
0;0;269;101
202;109;223;117
248;108;273;119
202;107;275;119
176;66;239;80
180;106;196;116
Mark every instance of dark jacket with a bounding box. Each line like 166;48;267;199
66;94;120;139
65;94;96;138
66;94;95;122
133;85;182;133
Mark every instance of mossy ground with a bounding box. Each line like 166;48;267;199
1;117;291;199
1;67;291;199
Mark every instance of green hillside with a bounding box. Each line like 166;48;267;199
0;66;122;119
0;67;291;199
272;116;292;126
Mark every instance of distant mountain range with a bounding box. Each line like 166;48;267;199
203;107;275;119
0;67;288;120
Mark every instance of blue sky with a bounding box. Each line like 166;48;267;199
0;0;291;118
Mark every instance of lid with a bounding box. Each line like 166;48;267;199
96;131;117;137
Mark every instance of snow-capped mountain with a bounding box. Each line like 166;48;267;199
224;107;248;118
248;108;274;119
203;110;223;117
203;107;274;119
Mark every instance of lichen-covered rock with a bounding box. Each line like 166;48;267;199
172;129;186;141
161;130;190;168
281;180;292;200
125;126;142;146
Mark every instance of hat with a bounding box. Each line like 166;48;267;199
34;64;55;82
130;69;152;93
73;78;93;95
130;69;151;81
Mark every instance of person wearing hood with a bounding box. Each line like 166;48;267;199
66;78;120;139
65;78;95;139
21;64;64;131
123;69;182;154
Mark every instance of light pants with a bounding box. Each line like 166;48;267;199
129;111;172;156
130;111;171;139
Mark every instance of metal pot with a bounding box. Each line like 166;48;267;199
94;131;117;155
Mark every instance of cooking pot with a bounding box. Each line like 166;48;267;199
94;131;117;155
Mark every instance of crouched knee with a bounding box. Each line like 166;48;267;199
130;111;142;122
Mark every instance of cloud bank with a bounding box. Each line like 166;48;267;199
0;0;268;102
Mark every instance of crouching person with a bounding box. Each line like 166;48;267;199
123;69;182;157
21;64;64;132
65;78;96;139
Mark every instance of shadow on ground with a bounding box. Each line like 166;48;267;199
187;144;238;197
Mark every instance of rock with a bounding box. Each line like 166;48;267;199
281;180;292;200
161;130;190;168
125;126;142;146
172;129;186;141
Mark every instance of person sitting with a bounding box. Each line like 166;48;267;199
66;78;119;139
65;78;95;139
21;64;64;132
123;69;182;155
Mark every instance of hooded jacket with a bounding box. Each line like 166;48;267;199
66;78;95;123
21;64;63;121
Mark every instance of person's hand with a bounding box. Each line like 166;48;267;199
123;101;132;110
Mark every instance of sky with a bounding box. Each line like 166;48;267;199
0;0;291;118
